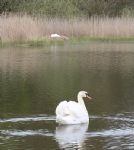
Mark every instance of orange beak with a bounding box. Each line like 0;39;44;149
86;93;92;100
87;95;92;100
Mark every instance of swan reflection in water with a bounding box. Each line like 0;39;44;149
55;123;89;149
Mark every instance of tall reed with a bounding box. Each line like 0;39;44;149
0;14;134;42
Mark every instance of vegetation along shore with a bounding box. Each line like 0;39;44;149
0;0;134;46
0;15;134;46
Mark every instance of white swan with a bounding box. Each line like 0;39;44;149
56;91;92;124
50;33;69;40
50;34;61;38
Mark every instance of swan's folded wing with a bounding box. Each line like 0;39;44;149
56;101;70;116
56;101;85;117
67;101;87;117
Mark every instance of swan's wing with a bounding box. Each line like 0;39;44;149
56;101;70;116
67;101;86;117
56;100;85;117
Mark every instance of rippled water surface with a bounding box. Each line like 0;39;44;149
0;42;134;150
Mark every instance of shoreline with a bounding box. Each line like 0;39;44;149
0;14;134;47
0;36;134;48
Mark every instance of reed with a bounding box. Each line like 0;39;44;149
0;14;134;42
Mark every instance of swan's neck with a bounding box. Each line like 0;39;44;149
77;95;87;110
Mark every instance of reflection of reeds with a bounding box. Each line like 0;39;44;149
0;14;134;42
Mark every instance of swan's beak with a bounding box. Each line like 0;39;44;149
87;95;92;100
86;93;92;100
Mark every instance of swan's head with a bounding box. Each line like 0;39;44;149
78;91;92;100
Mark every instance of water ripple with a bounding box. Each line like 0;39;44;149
0;115;56;123
0;114;133;124
87;128;134;138
0;115;133;141
0;129;54;137
91;114;134;122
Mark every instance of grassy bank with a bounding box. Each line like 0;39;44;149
0;14;134;46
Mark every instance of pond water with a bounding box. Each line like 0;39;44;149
0;42;134;150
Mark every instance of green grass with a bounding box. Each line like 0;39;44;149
1;36;134;48
71;36;134;42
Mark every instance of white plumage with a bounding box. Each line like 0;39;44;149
56;91;92;124
50;34;61;38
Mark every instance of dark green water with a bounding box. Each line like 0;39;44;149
0;42;134;150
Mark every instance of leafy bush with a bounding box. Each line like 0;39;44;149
0;0;134;17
